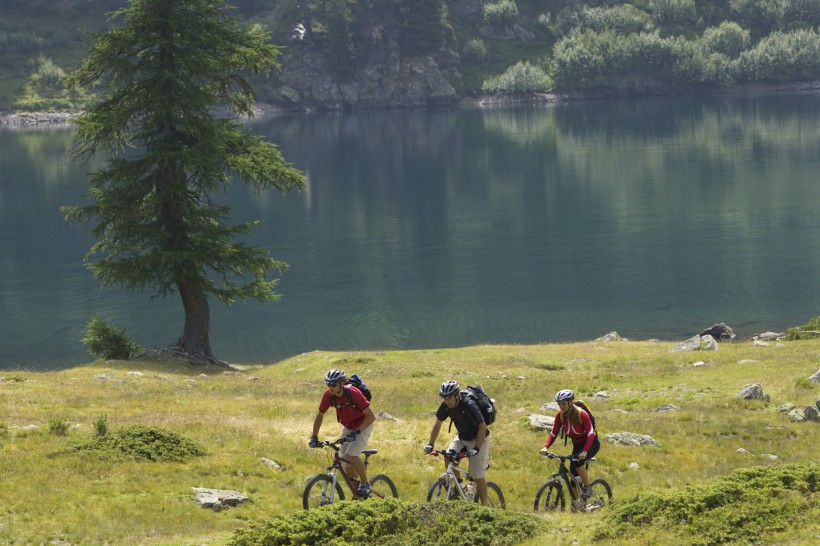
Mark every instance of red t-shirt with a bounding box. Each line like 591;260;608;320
544;409;595;452
319;385;369;430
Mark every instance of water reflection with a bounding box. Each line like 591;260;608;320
2;94;820;370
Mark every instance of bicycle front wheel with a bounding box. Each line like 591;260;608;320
426;478;456;501
583;478;612;512
303;474;344;509
369;474;399;499
534;479;564;512
475;481;505;509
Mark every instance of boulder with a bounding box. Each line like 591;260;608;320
700;322;735;340
192;488;248;512
527;414;555;431
809;370;820;383
603;432;661;447
670;335;702;352
753;331;783;341
804;404;820;422
595;331;623;342
737;383;769;402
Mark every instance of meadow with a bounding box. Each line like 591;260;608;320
1;338;818;544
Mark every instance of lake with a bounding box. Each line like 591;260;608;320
2;94;819;370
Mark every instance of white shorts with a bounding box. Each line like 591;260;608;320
340;423;373;458
447;436;490;480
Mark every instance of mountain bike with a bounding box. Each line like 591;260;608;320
534;452;612;512
426;449;505;509
303;438;398;509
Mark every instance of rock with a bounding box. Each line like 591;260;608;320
192;488;248;511
737;359;758;364
629;462;640;469
737;383;769;402
540;402;560;412
594;391;610;398
701;335;719;350
700;322;735;340
376;410;399;422
804;405;820;422
126;371;144;377
809;370;820;383
753;331;783;341
736;448;749;454
603;432;661;447
259;458;282;470
527;414;555;430
653;404;680;412
777;404;796;413
788;409;806;422
595;331;623;342
692;361;706;367
753;340;770;347
670;335;702;352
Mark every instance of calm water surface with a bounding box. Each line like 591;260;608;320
2;95;819;370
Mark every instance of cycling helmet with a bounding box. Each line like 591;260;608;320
554;389;575;402
324;369;346;385
439;380;461;398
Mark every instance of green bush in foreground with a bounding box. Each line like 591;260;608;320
229;497;541;546
69;425;207;462
595;463;819;545
783;316;820;340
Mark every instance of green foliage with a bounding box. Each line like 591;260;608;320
49;418;70;436
228;497;541;546
398;0;447;55
0;30;43;54
736;29;820;81
70;425;207;462
729;0;787;37
462;38;488;62
81;315;142;361
93;414;109;437
785;0;820;27
62;0;306;360
483;1;520;27
595;463;819;545
783;316;820;340
578;5;654;35
483;60;552;94
702;21;751;57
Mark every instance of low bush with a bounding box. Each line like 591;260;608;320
70;425;207;462
595;463;819;545
482;61;552;94
81;315;142;360
49;418;70;436
229;497;541;546
783;315;820;340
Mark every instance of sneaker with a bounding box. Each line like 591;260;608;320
357;482;371;498
581;486;592;498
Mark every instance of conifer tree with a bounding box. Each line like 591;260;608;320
63;0;305;365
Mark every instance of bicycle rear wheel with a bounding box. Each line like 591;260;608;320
475;481;505;509
426;478;456;501
583;478;612;512
303;474;344;509
534;479;564;512
369;474;399;499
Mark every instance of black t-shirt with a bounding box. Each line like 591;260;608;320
436;396;487;441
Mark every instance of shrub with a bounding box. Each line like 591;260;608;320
229;497;541;546
482;61;552;94
581;5;653;35
70;425;207;462
49;418;70;436
783;315;820;340
729;0;787;35
483;0;519;27
81;315;142;360
702;21;751;58
595;463;819;544
736;29;820;81
93;414;109;437
462;38;487;62
650;0;698;27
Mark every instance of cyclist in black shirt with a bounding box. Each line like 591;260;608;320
424;380;490;505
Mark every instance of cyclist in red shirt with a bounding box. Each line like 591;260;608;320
310;369;376;497
540;389;600;500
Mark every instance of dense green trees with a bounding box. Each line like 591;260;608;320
63;0;305;364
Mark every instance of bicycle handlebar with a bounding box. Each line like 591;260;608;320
429;449;468;460
543;452;598;463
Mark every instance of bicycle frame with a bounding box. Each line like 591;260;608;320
430;450;476;501
319;439;376;501
546;453;592;506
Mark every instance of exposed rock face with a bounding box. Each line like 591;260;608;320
258;43;460;111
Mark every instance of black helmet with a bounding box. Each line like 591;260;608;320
439;380;460;398
554;389;574;402
324;369;346;385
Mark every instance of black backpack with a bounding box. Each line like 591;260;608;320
461;385;496;426
559;400;597;442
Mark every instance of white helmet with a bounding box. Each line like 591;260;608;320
324;369;346;385
554;389;575;401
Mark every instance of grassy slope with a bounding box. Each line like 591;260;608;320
1;339;818;544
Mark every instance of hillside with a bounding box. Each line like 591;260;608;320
2;0;820;112
1;338;818;544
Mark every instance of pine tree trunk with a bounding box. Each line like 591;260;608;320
176;277;220;365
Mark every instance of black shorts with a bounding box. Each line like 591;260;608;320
570;435;600;475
